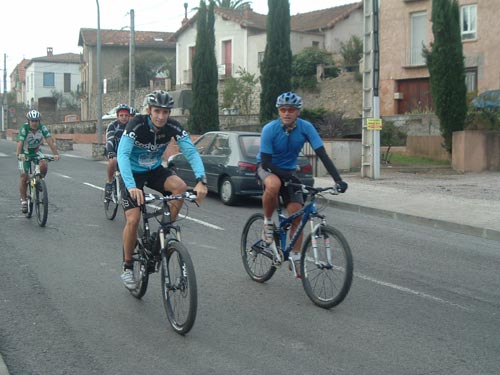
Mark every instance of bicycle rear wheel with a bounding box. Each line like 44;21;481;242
104;178;119;220
161;240;197;335
129;240;150;299
240;213;276;283
301;225;353;309
35;179;48;227
25;180;33;219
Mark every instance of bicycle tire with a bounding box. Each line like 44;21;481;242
129;240;149;299
104;178;119;220
161;240;197;335
25;180;33;219
301;225;353;309
35;179;48;227
241;213;277;283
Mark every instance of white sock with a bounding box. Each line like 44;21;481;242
264;217;273;225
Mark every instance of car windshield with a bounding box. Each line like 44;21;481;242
240;135;260;158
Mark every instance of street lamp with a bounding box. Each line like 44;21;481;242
96;0;103;145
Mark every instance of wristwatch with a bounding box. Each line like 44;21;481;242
196;176;207;186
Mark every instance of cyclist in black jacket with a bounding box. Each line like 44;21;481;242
104;104;131;199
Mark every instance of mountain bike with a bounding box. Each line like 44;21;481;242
103;170;122;220
127;191;198;335
241;183;353;309
24;155;55;227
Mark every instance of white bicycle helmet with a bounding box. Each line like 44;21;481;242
275;92;303;109
26;109;41;121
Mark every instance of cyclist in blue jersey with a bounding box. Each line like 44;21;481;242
104;104;131;200
257;92;348;273
117;90;207;288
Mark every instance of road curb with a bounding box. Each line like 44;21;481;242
326;200;500;242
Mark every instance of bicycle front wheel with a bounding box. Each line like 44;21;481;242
161;240;197;335
240;213;276;283
301;225;353;309
35;179;48;227
104;178;119;220
25;180;33;219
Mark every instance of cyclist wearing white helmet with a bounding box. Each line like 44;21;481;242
117;90;207;288
16;110;59;213
104;103;131;199
256;92;348;276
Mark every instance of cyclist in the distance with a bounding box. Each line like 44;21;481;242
16;109;59;213
117;90;208;288
104;104;131;200
257;92;348;274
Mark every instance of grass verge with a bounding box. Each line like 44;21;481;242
385;153;450;166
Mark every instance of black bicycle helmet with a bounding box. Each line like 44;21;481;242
26;109;41;121
146;90;174;109
115;103;131;114
275;92;303;109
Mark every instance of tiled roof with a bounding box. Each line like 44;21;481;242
173;3;362;38
291;2;362;32
78;28;176;49
29;53;81;64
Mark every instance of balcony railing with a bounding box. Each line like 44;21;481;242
401;47;427;67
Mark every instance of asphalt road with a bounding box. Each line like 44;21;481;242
0;139;499;375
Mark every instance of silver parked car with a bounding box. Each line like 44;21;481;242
167;131;314;205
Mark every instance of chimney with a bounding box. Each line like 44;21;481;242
182;2;189;25
47;47;53;57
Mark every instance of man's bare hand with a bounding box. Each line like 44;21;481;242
128;187;144;205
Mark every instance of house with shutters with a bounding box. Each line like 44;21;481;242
173;3;363;88
379;0;500;115
78;28;176;120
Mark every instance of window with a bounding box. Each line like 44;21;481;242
64;73;71;92
461;5;477;40
410;12;427;66
43;72;55;87
465;67;478;93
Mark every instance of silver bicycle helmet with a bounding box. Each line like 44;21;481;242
146;90;174;109
115;103;131;114
275;92;303;109
26;109;41;121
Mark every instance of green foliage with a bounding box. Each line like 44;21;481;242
291;48;338;91
380;122;407;147
340;35;363;71
221;68;258;114
213;0;251;8
423;0;467;154
120;53;175;88
465;107;500;131
389;153;450;166
259;0;292;124
189;0;220;133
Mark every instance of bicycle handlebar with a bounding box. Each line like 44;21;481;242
144;191;198;204
284;181;342;195
23;155;56;163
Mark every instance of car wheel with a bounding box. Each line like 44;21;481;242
219;176;238;206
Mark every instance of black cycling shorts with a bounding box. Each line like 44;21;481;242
121;166;176;211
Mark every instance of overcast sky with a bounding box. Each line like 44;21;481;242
1;0;357;90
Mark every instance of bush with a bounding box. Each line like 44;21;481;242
465;107;500;131
292;48;338;90
380;122;407;147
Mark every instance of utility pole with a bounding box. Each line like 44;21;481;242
96;0;103;145
2;53;7;132
361;0;381;179
128;9;135;108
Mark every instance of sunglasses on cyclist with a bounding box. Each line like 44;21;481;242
278;107;298;114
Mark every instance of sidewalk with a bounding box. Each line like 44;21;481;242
69;143;500;241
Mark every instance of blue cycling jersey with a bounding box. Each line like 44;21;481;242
117;114;205;190
257;118;323;170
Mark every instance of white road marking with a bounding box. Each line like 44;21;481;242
356;272;471;311
84;183;222;230
53;173;72;179
0;152;8;157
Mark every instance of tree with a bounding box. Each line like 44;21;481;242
424;0;466;153
340;35;363;71
259;0;292;123
190;0;219;133
214;0;252;9
121;53;175;88
291;48;338;91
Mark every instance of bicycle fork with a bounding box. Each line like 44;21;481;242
310;218;333;269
